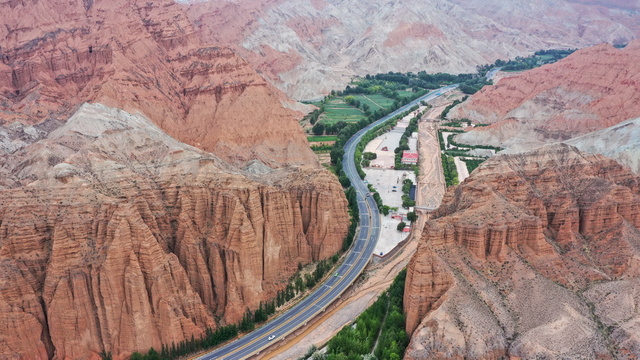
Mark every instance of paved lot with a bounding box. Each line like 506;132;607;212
364;130;403;168
364;168;416;256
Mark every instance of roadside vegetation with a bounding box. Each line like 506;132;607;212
301;269;408;360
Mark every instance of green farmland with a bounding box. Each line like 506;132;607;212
319;98;366;124
307;135;338;142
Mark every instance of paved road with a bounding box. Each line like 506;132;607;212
195;85;457;360
486;67;502;80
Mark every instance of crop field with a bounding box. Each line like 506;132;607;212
307;135;338;142
319;99;365;124
351;95;383;111
397;90;415;98
365;94;396;108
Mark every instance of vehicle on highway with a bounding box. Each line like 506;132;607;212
268;335;275;341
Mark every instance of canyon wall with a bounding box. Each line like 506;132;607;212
404;144;640;359
0;103;348;360
0;0;349;358
449;41;640;153
184;0;640;99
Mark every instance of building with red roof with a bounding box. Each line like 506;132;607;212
401;151;418;165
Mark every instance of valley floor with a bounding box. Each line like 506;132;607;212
262;104;447;360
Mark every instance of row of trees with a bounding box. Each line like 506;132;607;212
442;154;459;187
312;120;349;136
401;178;415;208
440;98;465;120
312;269;408;360
476;48;576;76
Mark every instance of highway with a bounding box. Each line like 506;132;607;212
196;84;458;360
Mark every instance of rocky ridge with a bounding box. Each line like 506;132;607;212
565;117;640;174
450;41;640;153
0;0;313;168
404;144;640;359
184;0;640;99
0;103;348;359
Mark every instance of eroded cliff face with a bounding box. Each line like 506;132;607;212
404;144;640;359
0;0;314;168
0;104;349;359
0;1;349;359
450;41;640;153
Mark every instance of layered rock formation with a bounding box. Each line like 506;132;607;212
0;0;349;359
0;103;348;360
183;0;640;98
449;41;640;152
0;0;313;168
404;144;640;359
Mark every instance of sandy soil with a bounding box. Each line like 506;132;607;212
453;156;470;183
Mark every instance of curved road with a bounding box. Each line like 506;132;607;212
196;85;457;360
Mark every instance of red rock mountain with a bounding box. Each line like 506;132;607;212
0;0;313;167
0;0;348;359
450;40;640;152
404;144;640;359
182;0;640;99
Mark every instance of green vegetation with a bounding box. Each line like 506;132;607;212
462;158;486;173
316;269;408;360
128;251;342;360
407;211;417;222
397;222;407;231
440;97;467;119
442;154;459;187
401;178;415;208
477;48;576;74
321;98;367;124
307;135;338;142
443;149;470;157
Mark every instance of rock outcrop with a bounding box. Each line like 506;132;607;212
0;0;314;168
0;1;349;359
184;0;640;99
0;104;349;360
565;117;640;174
404;144;640;359
450;41;640;152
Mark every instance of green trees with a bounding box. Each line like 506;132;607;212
323;270;409;360
462;158;485;173
407;211;417;222
363;152;377;160
312;122;325;135
397;222;406;231
401;179;415;208
442;154;459;187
